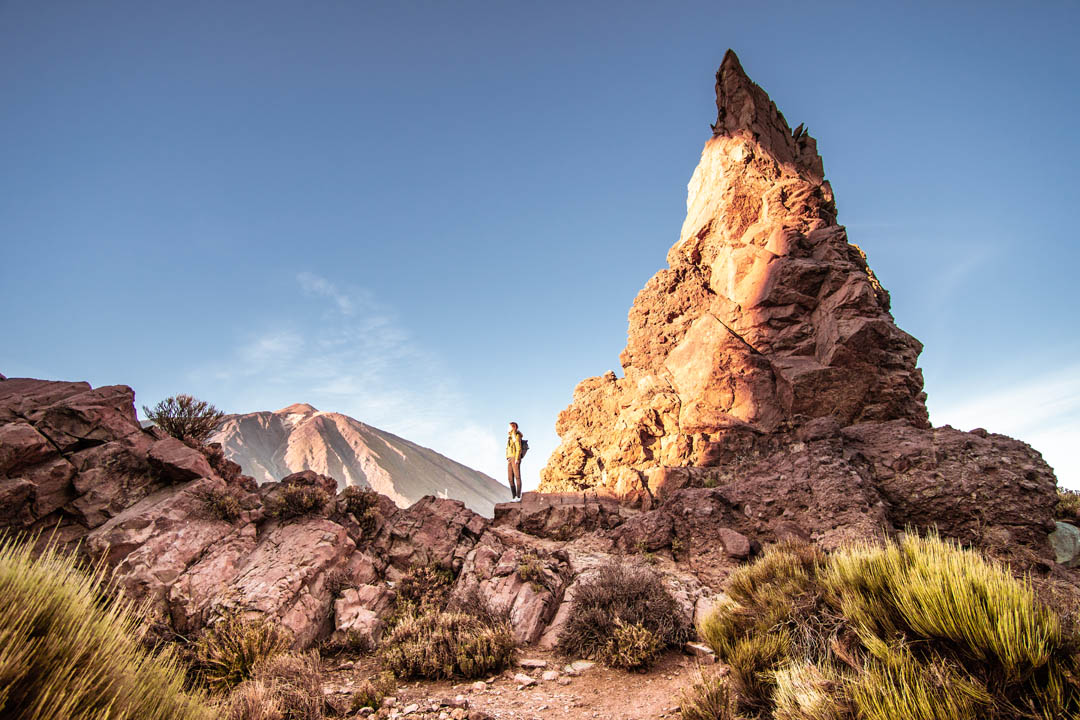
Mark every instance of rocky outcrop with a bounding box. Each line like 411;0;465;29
541;50;928;497
536;51;1060;564
0;372;1070;655
212;403;509;516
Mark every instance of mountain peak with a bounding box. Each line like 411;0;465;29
712;49;824;181
275;403;318;415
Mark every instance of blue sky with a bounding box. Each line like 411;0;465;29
2;1;1078;491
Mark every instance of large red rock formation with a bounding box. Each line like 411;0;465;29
541;51;932;495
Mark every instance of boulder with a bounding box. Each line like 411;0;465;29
148;436;215;482
1051;522;1080;568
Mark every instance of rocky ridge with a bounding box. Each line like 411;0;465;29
212;404;508;516
0;372;1069;667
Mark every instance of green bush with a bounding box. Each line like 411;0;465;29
556;562;690;669
698;533;1080;719
0;534;212;720
379;608;515;680
192;613;292;691
143;394;225;445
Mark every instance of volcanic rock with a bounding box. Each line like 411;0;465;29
541;49;928;495
212;403;509;516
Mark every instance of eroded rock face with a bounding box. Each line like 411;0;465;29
541;50;928;495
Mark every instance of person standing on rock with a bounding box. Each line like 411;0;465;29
507;422;524;500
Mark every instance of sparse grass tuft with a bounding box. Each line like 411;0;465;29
679;668;738;720
0;534;213;720
192;612;292;691
251;652;323;720
224;680;282;720
698;532;1080;719
556;562;690;669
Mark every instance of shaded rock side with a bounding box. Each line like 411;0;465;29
212;404;509;516
540;50;928;494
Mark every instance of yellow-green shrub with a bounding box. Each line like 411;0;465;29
0;534;212;720
697;533;1080;719
679;668;737;720
192;612;292;691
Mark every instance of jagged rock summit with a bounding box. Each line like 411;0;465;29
541;50;931;495
212;403;508;517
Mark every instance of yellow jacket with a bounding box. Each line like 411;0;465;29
506;430;522;460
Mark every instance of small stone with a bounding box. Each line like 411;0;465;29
518;658;548;669
447;696;468;708
451;710;467;720
470;682;486;692
403;704;419;715
541;670;559;682
567;660;595;674
513;673;536;688
382;697;397;708
683;641;715;658
557;677;572;686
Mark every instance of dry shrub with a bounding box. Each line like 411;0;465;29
225;680;283;720
601;619;662;669
192;613;292;691
1056;488;1080;523
516;552;546;591
679;668;738;720
341;485;379;538
143;394;224;445
194;487;243;523
698;533;1080;719
380;609;515;680
350;671;396;713
394;563;454;616
253;652;323;720
267;485;330;520
556;562;690;669
0;534;213;720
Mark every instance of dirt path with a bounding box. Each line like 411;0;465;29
324;649;714;719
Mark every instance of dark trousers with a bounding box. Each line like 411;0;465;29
507;458;521;498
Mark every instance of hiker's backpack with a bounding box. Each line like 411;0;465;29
520;437;529;459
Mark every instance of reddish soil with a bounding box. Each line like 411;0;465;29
323;649;716;719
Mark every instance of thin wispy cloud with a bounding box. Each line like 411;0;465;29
195;272;504;481
297;271;354;315
929;365;1080;490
